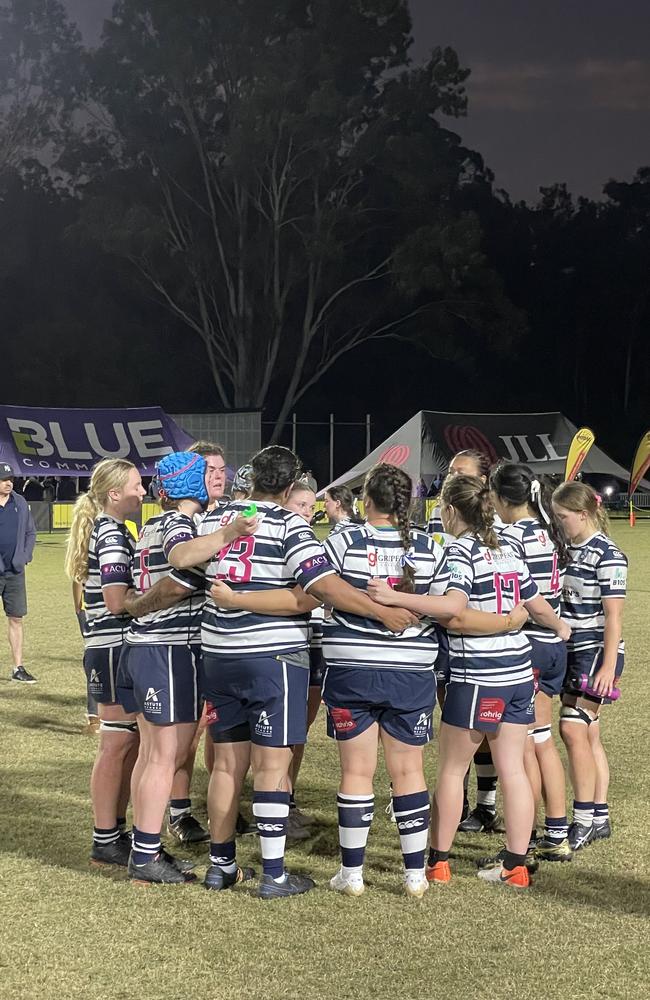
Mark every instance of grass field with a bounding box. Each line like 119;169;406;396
1;526;650;1000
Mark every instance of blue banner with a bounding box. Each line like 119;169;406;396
0;405;193;477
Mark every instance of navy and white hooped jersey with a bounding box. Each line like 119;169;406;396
310;603;326;651
445;534;538;686
84;515;135;649
498;518;564;645
561;532;627;652
127;511;204;646
321;523;449;672
200;500;336;657
329;516;360;537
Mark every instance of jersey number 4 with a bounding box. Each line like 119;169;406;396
217;536;256;584
494;571;521;613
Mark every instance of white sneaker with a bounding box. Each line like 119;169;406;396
329;868;365;897
404;871;429;899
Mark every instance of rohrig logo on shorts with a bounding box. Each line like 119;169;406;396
477;697;505;725
88;669;101;693
413;712;431;739
329;707;356;732
255;710;273;738
144;687;162;715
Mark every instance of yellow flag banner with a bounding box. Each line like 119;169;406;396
565;427;595;481
629;431;650;496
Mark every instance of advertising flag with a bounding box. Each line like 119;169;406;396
564;427;595;481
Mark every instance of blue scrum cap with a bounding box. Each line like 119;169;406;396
152;451;208;505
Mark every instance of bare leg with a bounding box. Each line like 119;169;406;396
533;692;566;819
487;723;534;857
7;616;23;668
208;740;252;843
560;697;597;803
91;703;138;829
133;720;196;834
433;724;483;852
588;716;609;804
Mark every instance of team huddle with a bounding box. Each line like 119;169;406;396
64;441;627;897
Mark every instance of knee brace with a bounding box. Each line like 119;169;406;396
533;725;552;744
559;704;596;726
100;719;138;735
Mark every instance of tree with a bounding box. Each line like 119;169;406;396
74;0;521;438
0;0;83;172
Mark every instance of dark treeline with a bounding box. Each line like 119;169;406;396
1;0;648;475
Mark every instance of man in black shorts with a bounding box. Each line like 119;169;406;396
0;463;37;683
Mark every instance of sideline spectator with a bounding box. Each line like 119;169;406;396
0;463;37;683
22;477;43;501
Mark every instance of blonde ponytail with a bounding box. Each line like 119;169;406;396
64;459;136;583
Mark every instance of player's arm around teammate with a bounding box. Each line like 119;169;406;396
118;452;219;883
552;481;627;850
64;459;145;869
370;474;569;889
490;462;573;862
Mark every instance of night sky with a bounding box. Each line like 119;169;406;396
64;0;650;203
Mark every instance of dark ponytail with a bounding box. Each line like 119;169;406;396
441;474;498;549
364;463;416;593
251;446;302;496
489;461;569;567
325;485;362;523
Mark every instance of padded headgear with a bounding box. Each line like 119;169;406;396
232;463;254;496
152;451;208;505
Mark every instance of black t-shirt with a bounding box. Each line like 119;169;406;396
0;494;18;572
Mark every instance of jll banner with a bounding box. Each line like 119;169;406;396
0;405;193;477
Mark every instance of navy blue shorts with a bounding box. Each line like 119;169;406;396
201;650;310;747
116;643;201;725
530;638;567;698
442;679;535;732
434;626;450;686
563;645;624;705
322;666;436;746
309;646;325;688
83;645;124;705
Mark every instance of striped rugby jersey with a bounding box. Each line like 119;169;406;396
310;603;326;650
445;534;538;686
561;532;627;652
127;511;204;646
322;524;449;671
329;516;359;537
84;515;135;649
200;500;336;657
498;518;564;645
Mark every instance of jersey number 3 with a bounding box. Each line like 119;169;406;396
494;571;521;613
218;536;256;584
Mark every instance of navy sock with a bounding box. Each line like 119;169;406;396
209;840;237;873
337;792;374;874
253;790;290;880
393;790;429;873
93;825;119;846
131;827;161;867
169;798;191;823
